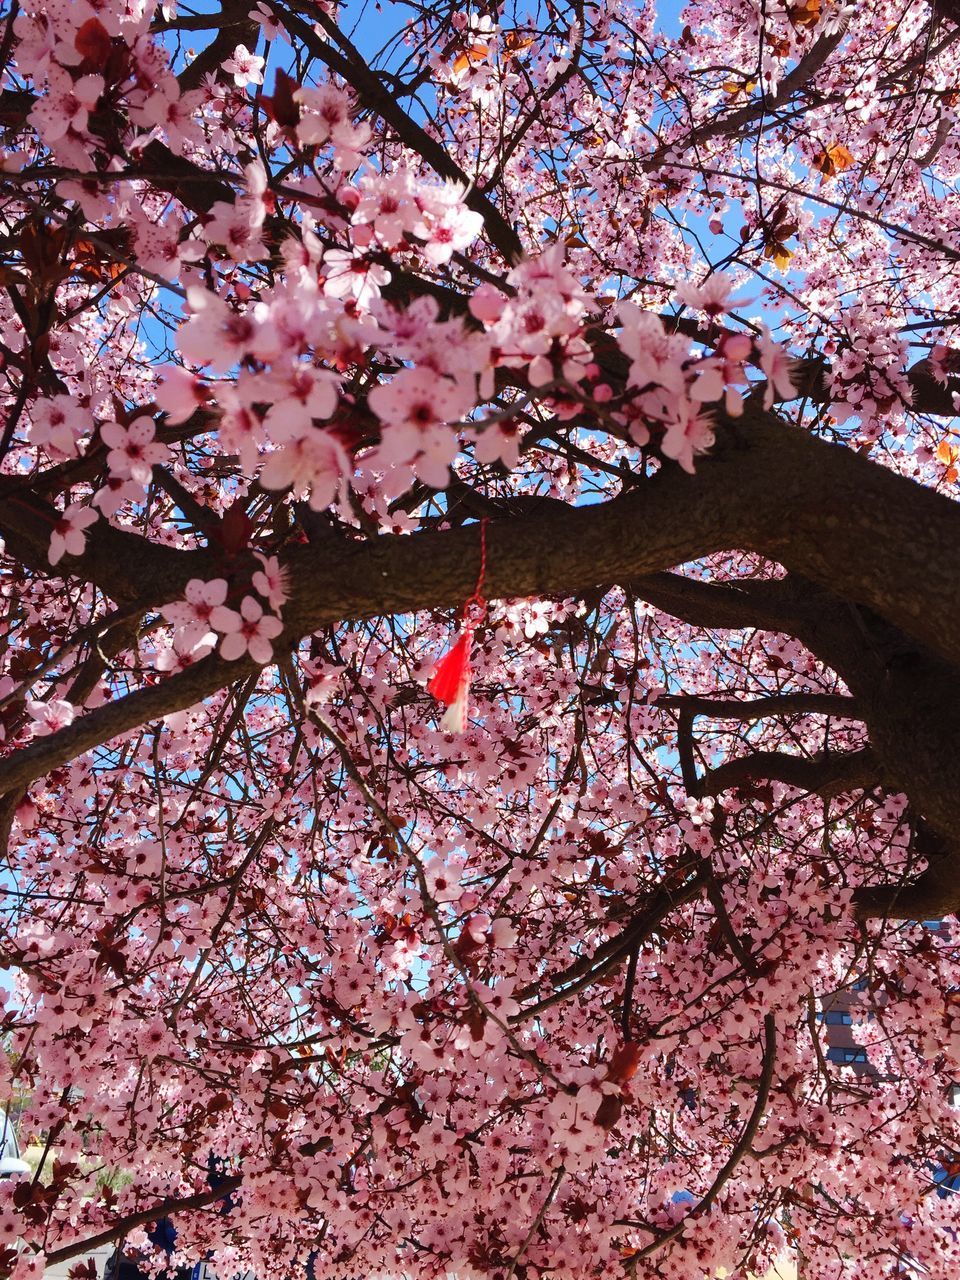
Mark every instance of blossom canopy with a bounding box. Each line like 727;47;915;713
1;2;960;1280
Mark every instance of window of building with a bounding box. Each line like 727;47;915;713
822;1010;853;1025
827;1046;867;1064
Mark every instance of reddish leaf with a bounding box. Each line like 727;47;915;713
264;69;300;130
606;1041;641;1084
75;18;112;65
218;503;254;556
594;1092;623;1130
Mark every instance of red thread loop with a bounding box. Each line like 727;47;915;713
462;516;489;624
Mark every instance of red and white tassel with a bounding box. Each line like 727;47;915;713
427;519;489;733
427;626;474;733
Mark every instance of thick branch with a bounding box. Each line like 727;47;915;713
0;489;209;607
629;571;813;634
513;865;710;1017
853;873;960;921
1;415;960;797
177;1;260;91
697;747;877;800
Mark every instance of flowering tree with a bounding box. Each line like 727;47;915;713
2;0;960;1276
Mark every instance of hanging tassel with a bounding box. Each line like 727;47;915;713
427;519;489;733
428;627;474;733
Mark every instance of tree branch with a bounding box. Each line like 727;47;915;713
629;571;813;634
41;1176;242;1267
630;1013;778;1260
275;4;524;264
698;747;877;799
513;865;710;1018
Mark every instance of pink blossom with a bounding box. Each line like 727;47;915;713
469;283;506;324
758;328;797;408
48;503;98;565
617;304;688;395
101;418;169;484
137;1016;168;1061
29;69;103;143
25;698;75;736
0;1205;20;1247
352;171;418;249
490;918;518;948
464;913;492;943
259;429;351;510
251;1;290;42
322;248;391;308
130;85;204;155
412;183;485;265
688;363;725;403
262;366;339;437
177;287;259;373
296;83;371;165
222;44;265;88
155;634;214;673
161;578;229;652
204;161;270;262
28;395;92;459
368;367;471;488
471;419;521;469
660;398;716;474
155;367;212;425
674;275;739;318
423;858;464;903
214;595;284;665
252;554;290;611
300;668;343;713
92;476;147;518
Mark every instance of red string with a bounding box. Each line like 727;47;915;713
463;517;489;622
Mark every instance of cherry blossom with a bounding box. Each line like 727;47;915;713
222;44;265;88
369;367;473;487
322;247;390;308
155;367;212;424
161;578;229;653
47;503;98;565
411;182;485;265
101;418;169;485
758;328;799;409
130;85;205;155
28;69;103;144
352;171;420;249
25;698;75;736
27;395;92;459
674;275;739;318
660;397;716;474
259;428;351;510
204;161;271;263
251;2;290;43
177;287;259;373
213;595;284;664
296;83;371;166
252;555;290;611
